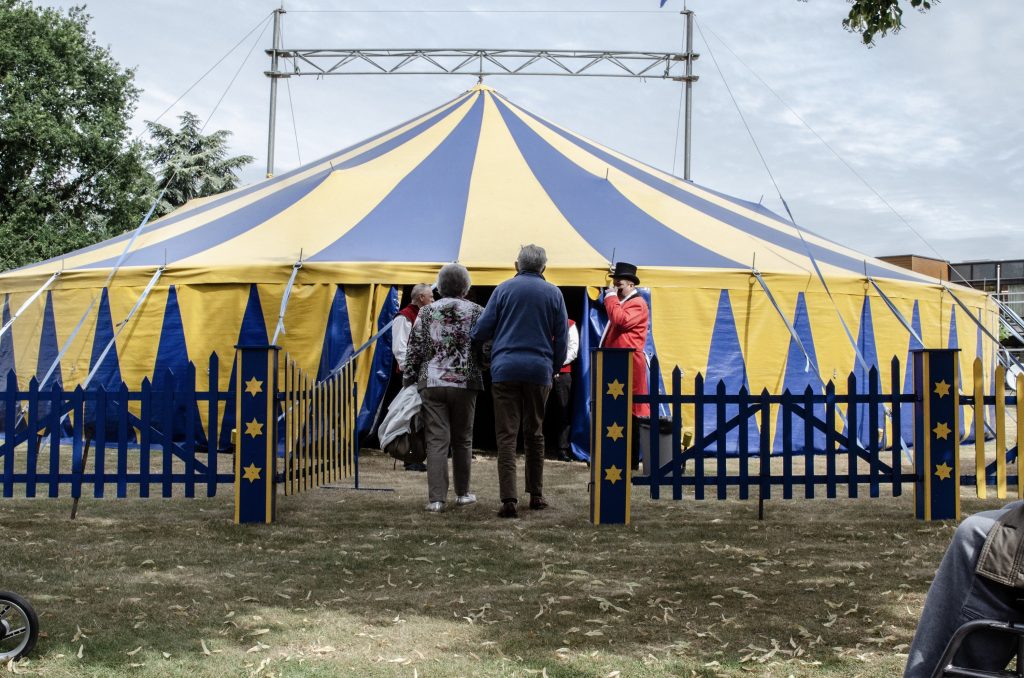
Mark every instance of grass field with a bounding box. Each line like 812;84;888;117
0;448;1014;677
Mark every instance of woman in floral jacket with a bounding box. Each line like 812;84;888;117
403;263;484;512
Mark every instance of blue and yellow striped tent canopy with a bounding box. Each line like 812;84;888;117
0;85;997;449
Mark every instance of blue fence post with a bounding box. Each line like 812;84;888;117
234;344;280;524
589;348;632;525
913;348;961;521
891;356;903;498
207;352;220;498
2;372;15;497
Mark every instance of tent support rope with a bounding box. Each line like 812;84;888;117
81;267;167;392
0;270;61;340
271;256;303;346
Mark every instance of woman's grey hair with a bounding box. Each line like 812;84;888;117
517;244;547;273
437;263;472;298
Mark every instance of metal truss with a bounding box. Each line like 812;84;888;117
266;48;699;81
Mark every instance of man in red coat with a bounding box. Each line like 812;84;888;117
600;262;650;418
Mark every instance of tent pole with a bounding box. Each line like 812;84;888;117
266;7;285;179
683;8;695;181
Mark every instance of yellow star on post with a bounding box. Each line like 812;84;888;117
244;377;264;396
934;380;951;398
242;462;262;483
245;418;264;438
934;462;953;481
606;379;625;400
605;465;623;485
932;421;951;441
606;422;624;442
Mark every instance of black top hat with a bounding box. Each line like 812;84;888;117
610;261;640;285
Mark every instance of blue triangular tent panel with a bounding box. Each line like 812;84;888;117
703;290;759;454
317;286;355;381
88;289;123;393
0;295;14;433
84;288;128;438
219;285;269;450
947;307;966;440
900;301;923;446
774;292;826;452
151;286;205;445
0;295;14;387
850;296;884;448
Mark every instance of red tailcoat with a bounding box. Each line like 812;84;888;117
601;292;650;417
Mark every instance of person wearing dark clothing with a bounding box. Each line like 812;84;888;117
546;319;579;461
472;244;568;518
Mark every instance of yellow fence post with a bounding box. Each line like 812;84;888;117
974;358;986;499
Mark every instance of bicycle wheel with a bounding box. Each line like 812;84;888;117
0;591;39;661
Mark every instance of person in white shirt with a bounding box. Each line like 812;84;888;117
392;284;434;373
379;283;433;471
546;319;579;461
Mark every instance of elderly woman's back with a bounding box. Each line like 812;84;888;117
403;263;484;513
403;296;484;390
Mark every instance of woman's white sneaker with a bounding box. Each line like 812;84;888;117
424;501;445;512
455;494;477;506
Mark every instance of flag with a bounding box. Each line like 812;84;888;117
659;0;668;6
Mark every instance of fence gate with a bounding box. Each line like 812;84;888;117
588;347;1021;517
279;355;358;495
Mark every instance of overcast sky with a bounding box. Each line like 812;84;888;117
39;0;1024;262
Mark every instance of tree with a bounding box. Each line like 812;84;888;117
145;112;254;218
842;0;937;45
0;0;154;272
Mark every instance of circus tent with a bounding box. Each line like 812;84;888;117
0;84;998;452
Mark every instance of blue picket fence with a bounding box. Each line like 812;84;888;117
634;355;918;500
0;354;234;499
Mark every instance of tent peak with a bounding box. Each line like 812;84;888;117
468;82;495;93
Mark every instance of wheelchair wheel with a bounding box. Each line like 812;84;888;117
0;591;39;661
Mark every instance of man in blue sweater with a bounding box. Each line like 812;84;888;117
473;244;568;518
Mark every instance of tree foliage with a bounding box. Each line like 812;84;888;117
842;0;936;45
145;112;254;218
0;0;154;272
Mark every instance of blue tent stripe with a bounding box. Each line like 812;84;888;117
356;286;399;439
493;97;739;269
703;290;759;454
310;95;486;263
498;94;919;282
775;292;825;452
16;92;474;273
85;169;335;268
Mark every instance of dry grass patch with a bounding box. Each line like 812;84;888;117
0;449;1014;676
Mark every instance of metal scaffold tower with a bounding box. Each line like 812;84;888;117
263;8;699;179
